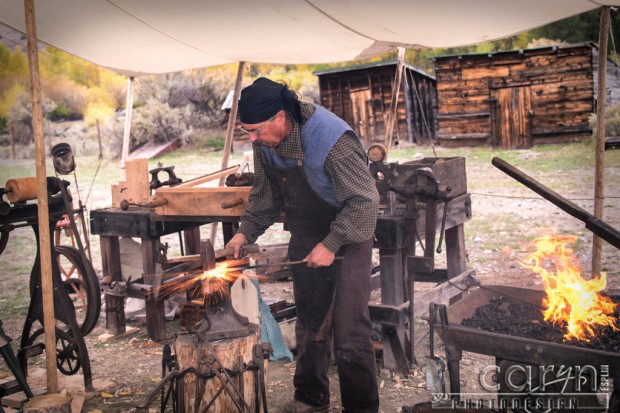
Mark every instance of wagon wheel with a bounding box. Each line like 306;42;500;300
55;245;101;336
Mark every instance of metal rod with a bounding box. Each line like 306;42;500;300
492;157;620;249
233;256;344;272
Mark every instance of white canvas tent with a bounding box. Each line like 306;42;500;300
0;0;619;76
0;0;618;395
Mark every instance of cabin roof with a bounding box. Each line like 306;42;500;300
432;41;596;61
313;59;436;81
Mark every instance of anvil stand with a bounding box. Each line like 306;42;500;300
3;197;93;391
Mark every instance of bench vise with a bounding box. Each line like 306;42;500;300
149;166;183;190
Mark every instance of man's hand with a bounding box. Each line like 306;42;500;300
226;232;249;258
303;242;335;268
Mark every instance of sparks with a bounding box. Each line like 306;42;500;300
154;259;266;305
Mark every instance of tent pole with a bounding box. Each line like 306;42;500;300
24;0;59;393
592;6;610;277
120;76;135;177
210;61;245;244
384;47;406;160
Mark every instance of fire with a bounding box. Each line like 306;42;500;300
519;234;618;341
155;259;265;305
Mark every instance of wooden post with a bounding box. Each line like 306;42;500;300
592;6;610;277
120;76;135;178
100;236;126;336
445;224;467;278
9;121;16;160
210;61;245;244
96;118;103;159
142;238;166;341
384;47;406;159
23;0;58;394
183;227;202;255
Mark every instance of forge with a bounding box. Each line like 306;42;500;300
422;158;620;412
434;285;620;411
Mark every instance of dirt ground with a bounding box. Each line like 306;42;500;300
1;145;619;412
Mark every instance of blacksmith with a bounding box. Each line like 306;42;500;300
226;77;380;413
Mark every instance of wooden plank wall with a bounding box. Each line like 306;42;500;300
592;47;620;107
434;44;600;147
318;65;437;147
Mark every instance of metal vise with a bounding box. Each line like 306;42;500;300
149;166;182;191
370;157;461;278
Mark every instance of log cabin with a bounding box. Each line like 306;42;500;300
432;42;620;149
314;61;437;148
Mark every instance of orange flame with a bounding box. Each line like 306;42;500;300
519;234;618;341
155;259;266;305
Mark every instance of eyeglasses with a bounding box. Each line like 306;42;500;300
240;113;277;137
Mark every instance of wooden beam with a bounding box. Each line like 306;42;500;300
592;6;610;277
210;62;245;244
24;0;58;393
384;47;406;157
120;76;135;173
221;62;245;177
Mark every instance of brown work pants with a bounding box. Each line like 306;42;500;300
293;238;379;413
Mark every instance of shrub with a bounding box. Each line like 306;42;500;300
43;77;87;116
589;102;620;138
201;135;225;150
48;104;81;121
84;101;115;127
8;90;54;144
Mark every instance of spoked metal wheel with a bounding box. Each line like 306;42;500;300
25;326;82;376
55;329;81;375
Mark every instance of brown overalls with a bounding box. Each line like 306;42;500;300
272;161;379;413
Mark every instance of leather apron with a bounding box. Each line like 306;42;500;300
272;160;341;333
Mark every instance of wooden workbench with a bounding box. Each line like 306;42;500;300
89;207;239;342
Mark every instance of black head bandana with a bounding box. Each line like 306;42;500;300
238;77;302;124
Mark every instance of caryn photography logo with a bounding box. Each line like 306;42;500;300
431;363;611;412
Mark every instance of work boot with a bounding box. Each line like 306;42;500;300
270;399;330;413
